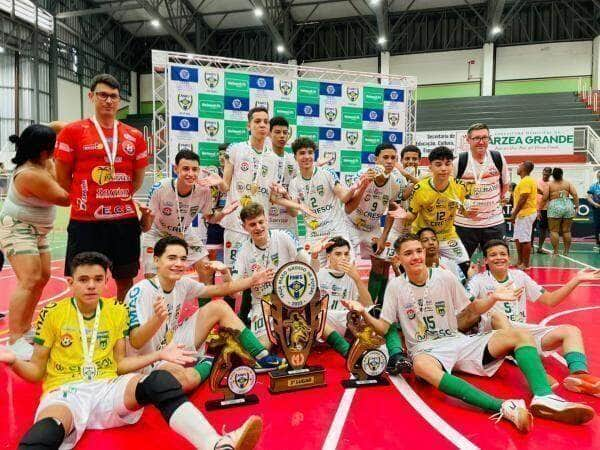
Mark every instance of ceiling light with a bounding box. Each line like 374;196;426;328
276;44;285;53
369;0;381;5
0;46;5;53
150;19;160;28
254;7;264;18
491;25;502;35
377;36;387;45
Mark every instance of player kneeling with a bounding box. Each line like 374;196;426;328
127;236;286;391
468;239;600;396
0;252;262;450
343;235;594;432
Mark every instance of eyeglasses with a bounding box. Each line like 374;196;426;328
469;136;490;143
94;91;120;102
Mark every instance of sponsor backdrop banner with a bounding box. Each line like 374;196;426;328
167;64;407;179
415;126;574;156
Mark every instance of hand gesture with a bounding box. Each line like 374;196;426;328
205;260;229;274
298;202;319;219
158;342;197;366
338;259;360;280
388;206;409;220
270;182;288;197
341;299;365;314
0;346;16;366
491;282;524;302
574;268;600;283
153;295;169;323
316;154;335;167
220;200;240;217
136;202;152;217
252;267;275;286
196;170;223;187
373;237;386;255
467;260;484;279
309;237;335;256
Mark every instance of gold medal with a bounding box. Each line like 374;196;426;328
165;329;174;344
250;183;259;195
307;219;320;230
109;163;116;180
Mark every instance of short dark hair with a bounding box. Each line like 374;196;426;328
482;239;510;257
393;234;421;251
522;161;534;175
291;137;317;156
270;116;289;130
552;167;564;181
248;106;268;122
416;227;437;239
10;124;56;167
154;236;188;258
543;166;552;172
70;252;111;274
428;146;454;162
240;202;265;223
175;150;199;165
90;73;120;92
467;123;489;136
326;236;351;254
374;142;396;157
401;145;421;159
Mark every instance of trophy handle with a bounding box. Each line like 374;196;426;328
261;298;278;346
316;294;329;340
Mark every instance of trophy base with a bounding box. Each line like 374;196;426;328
268;365;326;394
341;376;390;389
205;394;259;411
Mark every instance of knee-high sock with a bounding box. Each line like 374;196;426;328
439;372;503;412
239;327;268;359
514;345;553;396
385;323;403;356
367;272;383;306
564;351;588;374
327;331;350;356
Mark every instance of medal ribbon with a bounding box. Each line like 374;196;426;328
75;300;101;374
91;116;118;174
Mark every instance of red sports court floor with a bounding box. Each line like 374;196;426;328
0;237;599;449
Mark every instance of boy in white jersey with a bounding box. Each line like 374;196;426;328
467;239;600;397
0;251;262;450
140;150;238;289
343;235;594;430
127;236;286;392
417;227;466;284
343;143;407;309
234;203;330;348
288;137;360;265
268;116;299;233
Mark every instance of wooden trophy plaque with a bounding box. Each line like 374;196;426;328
342;311;389;389
263;261;328;393
205;328;259;410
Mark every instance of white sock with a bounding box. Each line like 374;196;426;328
168;402;220;450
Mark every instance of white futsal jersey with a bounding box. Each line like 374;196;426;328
317;268;360;312
466;269;545;324
381;268;474;355
269;151;298;232
288;166;347;239
220;140;278;234
126;277;206;354
147;178;213;238
344;168;406;234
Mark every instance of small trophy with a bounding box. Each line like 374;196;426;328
263;261;328;393
342;311;389;388
205;328;259;411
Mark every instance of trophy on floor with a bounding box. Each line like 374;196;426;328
205;328;259;410
342;311;389;388
263;261;328;393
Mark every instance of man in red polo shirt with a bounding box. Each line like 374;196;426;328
55;74;147;301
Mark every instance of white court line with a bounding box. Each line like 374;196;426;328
555;253;597;270
322;384;357;450
388;375;479;450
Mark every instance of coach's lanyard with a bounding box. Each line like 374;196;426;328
173;179;194;237
75;300;101;381
302;167;320;231
249;139;269;193
92;116;118;178
468;151;489;187
252;233;273;270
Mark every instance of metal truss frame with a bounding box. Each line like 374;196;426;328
151;50;417;180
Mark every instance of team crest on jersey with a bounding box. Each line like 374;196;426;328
382;194;389;205
99;333;108;349
435;301;446;316
162;207;172;216
178;94;193;111
204;120;219;137
406;308;416;320
316;184;324;196
122;140;135;156
261;165;268;177
346;86;359;102
387;112;400;127
240;161;249;171
204;72;219;88
279;80;293;96
60;333;73;347
324;107;337;122
345;131;359;146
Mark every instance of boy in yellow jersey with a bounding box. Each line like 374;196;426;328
510;161;538;270
0;252;262;450
389;146;475;275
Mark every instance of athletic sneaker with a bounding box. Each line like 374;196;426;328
214;415;263;450
6;337;33;361
254;354;287;373
490;399;533;433
547;374;559;390
530;394;595;424
563;373;600;397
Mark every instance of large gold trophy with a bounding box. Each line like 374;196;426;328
263;261;328;393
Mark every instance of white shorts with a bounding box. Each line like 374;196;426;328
439;237;469;265
373;228;406;262
35;374;143;450
347;225;380;261
479;316;556;353
327;309;349;336
412;332;503;377
224;229;249;272
250;310;269;340
514;213;537;243
142;229;209;275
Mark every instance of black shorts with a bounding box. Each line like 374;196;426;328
65;218;141;279
455;223;505;258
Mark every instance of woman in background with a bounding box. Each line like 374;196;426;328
0;124;70;359
546;167;578;256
